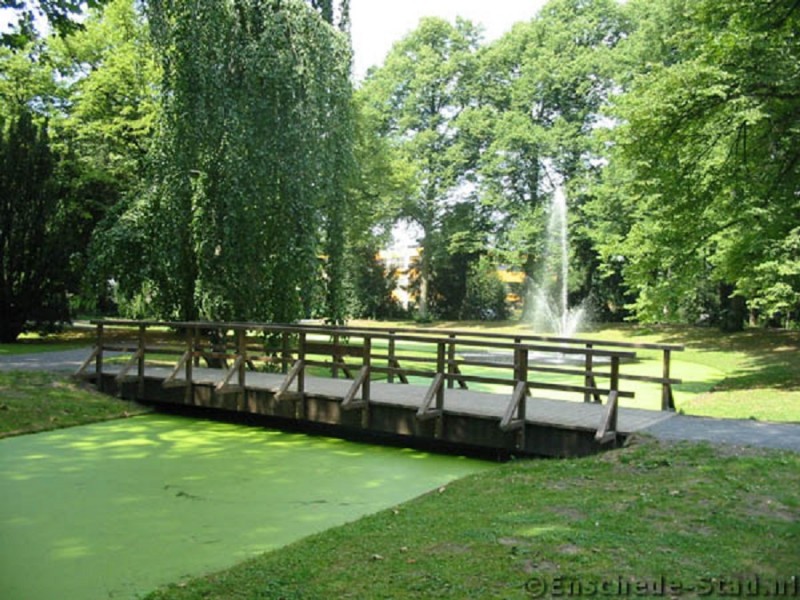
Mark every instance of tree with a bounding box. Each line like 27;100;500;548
0;110;69;341
358;17;482;319
47;0;159;313
1;0;107;47
94;0;355;323
461;256;508;321
590;0;800;328
50;0;158;190
346;90;415;320
347;244;402;320
309;0;349;30
473;0;630;316
425;201;494;319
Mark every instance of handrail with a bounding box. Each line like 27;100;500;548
90;319;682;352
75;346;101;378
83;320;688;420
88;319;638;359
216;355;244;394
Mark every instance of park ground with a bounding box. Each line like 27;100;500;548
1;321;799;598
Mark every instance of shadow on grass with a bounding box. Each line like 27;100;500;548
594;324;800;392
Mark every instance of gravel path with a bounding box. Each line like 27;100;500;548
641;413;800;452
3;348;799;453
0;348;122;372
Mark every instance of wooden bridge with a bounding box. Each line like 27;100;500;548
77;320;684;457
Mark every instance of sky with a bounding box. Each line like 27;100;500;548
349;0;550;81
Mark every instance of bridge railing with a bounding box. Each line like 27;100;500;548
269;322;683;411
77;320;678;445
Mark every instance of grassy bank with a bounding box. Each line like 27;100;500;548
0;371;149;438
145;437;800;599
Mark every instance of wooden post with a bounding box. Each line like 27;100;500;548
584;343;594;403
193;326;200;367
662;349;675;411
237;329;247;389
435;341;446;437
137;323;146;397
362;336;372;403
95;323;104;392
447;334;456;389
332;332;340;379
387;331;396;384
609;355;620;435
297;332;306;394
516;345;528;449
185;326;194;404
362;336;372;428
610;355;620;394
281;331;290;374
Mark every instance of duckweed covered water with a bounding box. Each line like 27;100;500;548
0;414;491;599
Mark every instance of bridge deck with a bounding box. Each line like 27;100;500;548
99;364;674;455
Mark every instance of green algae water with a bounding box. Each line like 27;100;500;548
0;414;491;599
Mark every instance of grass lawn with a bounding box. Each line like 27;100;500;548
582;324;800;422
144;437;800;600
0;371;150;438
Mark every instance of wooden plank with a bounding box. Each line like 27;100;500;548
162;350;191;388
304;341;365;358
115;350;143;383
276;359;305;399
75;347;101;378
416;374;445;422
595;390;619;443
341;366;369;411
215;355;244;393
500;382;528;432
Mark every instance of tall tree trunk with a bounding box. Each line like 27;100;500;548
719;282;746;332
418;240;431;321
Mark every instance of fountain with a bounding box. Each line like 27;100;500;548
529;168;585;337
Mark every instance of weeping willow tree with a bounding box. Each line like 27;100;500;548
102;0;354;323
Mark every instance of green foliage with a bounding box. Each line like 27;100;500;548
348;244;404;320
359;17;482;319
309;0;349;30
46;0;160;314
474;0;630;303
460;256;509;321
425;202;496;319
95;0;355;323
0;110;70;341
1;0;108;47
589;0;800;327
50;0;159;189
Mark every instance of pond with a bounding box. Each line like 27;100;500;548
0;414;492;599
